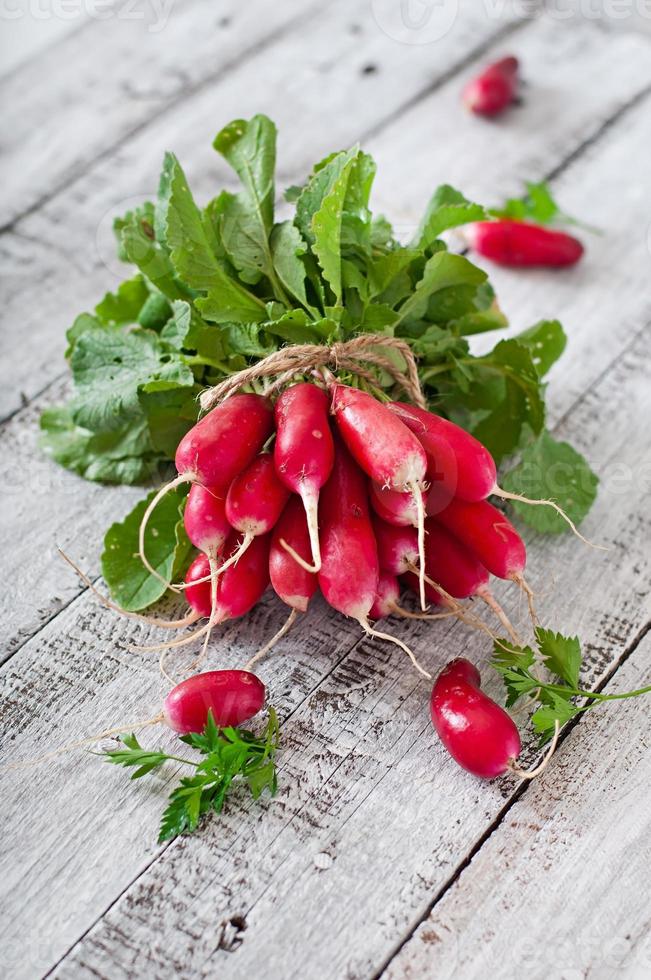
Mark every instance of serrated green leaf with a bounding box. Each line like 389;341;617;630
312;152;357;304
101;485;192;610
531;696;579;745
95;276;150;326
395;252;487;326
270;221;315;313
138;380;200;458
535;627;582;689
501;430;598;533
294;148;356;246
138;292;173;332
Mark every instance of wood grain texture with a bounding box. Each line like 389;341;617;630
0;0;314;228
2;21;650;664
383;632;651;980
0;0;524;421
2;327;649;980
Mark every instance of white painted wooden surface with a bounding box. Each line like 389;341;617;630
1;6;650;980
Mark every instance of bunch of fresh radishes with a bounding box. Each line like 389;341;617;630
119;376;549;781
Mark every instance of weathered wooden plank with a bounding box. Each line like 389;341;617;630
0;6;91;79
0;0;316;228
5;326;649;980
382;631;651;980
2;22;650;663
0;0;525;421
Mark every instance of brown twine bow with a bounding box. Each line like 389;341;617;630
199;335;426;412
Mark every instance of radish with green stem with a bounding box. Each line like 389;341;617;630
330;384;429;610
274;382;334;573
138;393;273;589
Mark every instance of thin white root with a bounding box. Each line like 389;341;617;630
410;482;427;612
187;556;220;674
509;720;561;780
493;487;608;551
279;537;319;574
127;619;213;653
138;473;192;592
476;585;522;646
389;602;456;622
405;562;499;643
243;608;299;672
301;488;322;573
358;616;432;680
57;549;199;630
6;713;165;770
512;572;540;628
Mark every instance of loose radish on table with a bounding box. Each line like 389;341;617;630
330;384;429;609
467;220;584;267
318;434;430;677
164;669;266;732
274;382;334;573
463;55;519;117
431;659;521;778
139;393;274;588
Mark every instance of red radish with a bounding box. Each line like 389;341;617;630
373;518;419;576
435;497;526;581
184;484;230;560
222;454;289;571
139;393;273;587
388;402;496;503
404;519;521;643
184;553;215;619
269;496;318;613
463;56;519;117
331;384;428;609
370;482;425;527
467;220;584;267
318;435;430;677
370;572;400;620
431;658;521;778
163;669;265;733
389;401;595;548
274;383;335;572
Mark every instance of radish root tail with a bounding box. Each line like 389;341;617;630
57;549;199;630
509;720;560;780
358;616;432;680
512;572;539;628
6;713;165;770
493;488;607;551
389;602;456;622
279;537;319;574
410;482;427;612
138;473;192;592
243;608;299;672
476;585;522;646
301;487;322;573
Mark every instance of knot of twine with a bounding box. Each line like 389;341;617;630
199;335;426;412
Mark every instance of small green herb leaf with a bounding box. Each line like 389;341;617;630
535;627;582;689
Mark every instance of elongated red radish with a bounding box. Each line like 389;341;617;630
139;393;273;588
435;497;526;580
462;56;519;117
370;572;400;620
369;481;426;528
467;220;584;267
373;517;419;575
221;454;289;573
431;659;521;777
390;401;597;546
174;482;233;607
388;402;495;503
164;670;265;733
269;496;318;613
405;519;521;643
331;384;428;609
318;435;430;678
274;382;334;573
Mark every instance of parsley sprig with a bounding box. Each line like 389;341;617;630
102;708;280;842
492;628;651;745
